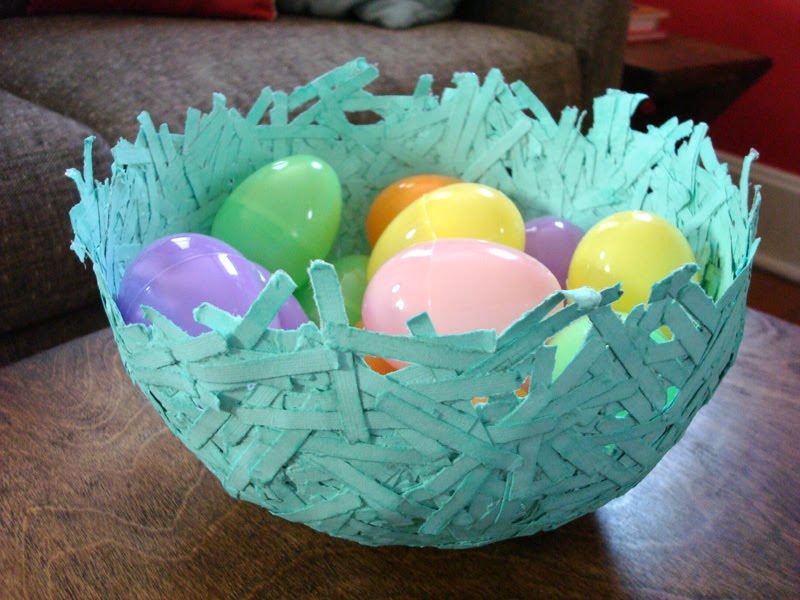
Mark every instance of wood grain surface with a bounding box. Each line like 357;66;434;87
623;34;771;93
1;309;798;599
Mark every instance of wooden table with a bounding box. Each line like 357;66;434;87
1;310;798;598
622;34;772;129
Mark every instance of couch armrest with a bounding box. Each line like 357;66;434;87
458;0;631;107
0;88;111;364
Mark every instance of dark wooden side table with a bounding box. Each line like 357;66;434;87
622;34;772;128
1;310;798;598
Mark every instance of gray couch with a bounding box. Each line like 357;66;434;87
0;0;630;365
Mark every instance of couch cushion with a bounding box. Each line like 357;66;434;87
0;15;580;143
0;89;111;335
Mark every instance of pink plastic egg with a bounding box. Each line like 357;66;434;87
362;238;561;368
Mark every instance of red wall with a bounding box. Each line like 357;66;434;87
645;0;800;174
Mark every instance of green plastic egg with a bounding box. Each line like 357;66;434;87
333;255;369;324
549;317;593;380
295;254;369;325
295;283;319;326
211;155;342;287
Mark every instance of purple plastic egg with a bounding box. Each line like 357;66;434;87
116;233;308;335
524;216;584;288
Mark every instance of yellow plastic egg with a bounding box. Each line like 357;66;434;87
367;182;525;279
567;210;698;313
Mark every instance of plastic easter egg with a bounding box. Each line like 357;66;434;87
294;254;369;325
363;238;560;368
567;210;697;313
367;183;526;279
364;354;397;375
548;317;592;380
294;283;319;326
524;216;584;288
366;174;461;247
116;233;308;336
211;154;342;288
333;255;369;324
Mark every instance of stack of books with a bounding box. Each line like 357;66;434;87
628;4;670;43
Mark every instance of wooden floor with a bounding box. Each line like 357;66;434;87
748;269;800;325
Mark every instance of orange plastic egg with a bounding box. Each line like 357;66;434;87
366;174;460;247
365;355;397;376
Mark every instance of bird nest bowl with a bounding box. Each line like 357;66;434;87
69;59;759;549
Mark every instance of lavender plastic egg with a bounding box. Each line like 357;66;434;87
524;216;584;288
116;233;308;335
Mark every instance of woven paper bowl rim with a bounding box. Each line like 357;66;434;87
69;59;759;549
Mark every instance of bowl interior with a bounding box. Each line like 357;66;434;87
67;59;760;548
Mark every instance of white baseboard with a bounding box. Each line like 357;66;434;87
717;150;800;283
